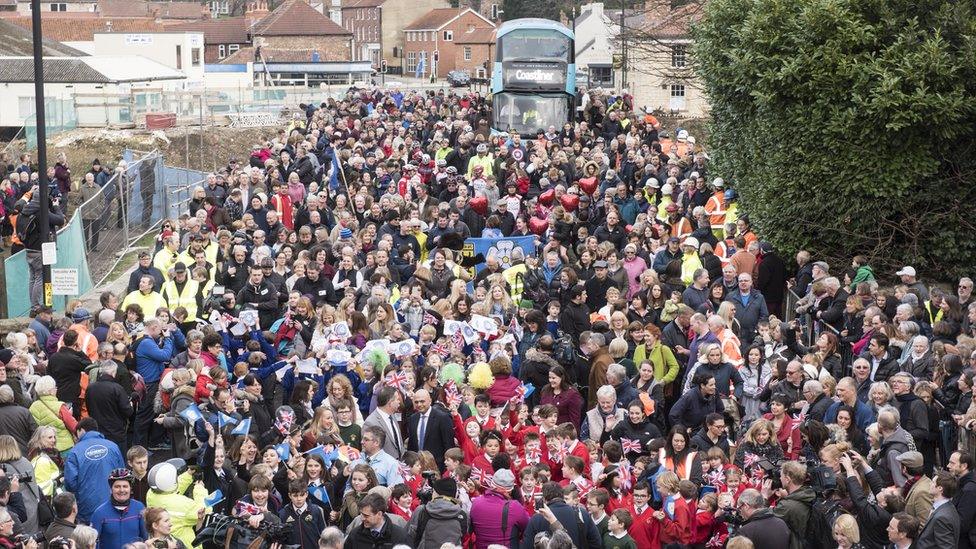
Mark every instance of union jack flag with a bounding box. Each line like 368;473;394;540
508;314;523;340
275;409;295;435
551;443;569;463
705;469;725;488
452;330;465;349
513;384;527;403
385;371;408;390
471;467;493;488
233;500;262;517
443;380;457;394
397;461;415;481
743;452;761;469
620;438;642;454
446;391;462;407
525;450;542;464
423;312;438;326
617;460;633;491
572;477;595;498
431;343;451;358
340;445;361;462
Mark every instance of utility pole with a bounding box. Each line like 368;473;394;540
31;0;52;307
619;0;626;89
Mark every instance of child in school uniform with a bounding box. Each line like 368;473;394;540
603;508;639;549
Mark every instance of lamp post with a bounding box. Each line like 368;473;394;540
30;0;52;307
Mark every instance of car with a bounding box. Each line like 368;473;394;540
447;70;471;87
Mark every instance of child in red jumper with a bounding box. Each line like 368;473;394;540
691;492;719;549
389;483;414;521
653;474;694;548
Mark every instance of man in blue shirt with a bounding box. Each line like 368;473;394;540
134;318;178;447
346;425;403;489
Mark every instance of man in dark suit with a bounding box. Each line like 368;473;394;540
916;471;960;548
407;388;455;472
887;512;920;549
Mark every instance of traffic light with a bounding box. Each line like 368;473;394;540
381;59;388;73
433;50;439;63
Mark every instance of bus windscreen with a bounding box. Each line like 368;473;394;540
499;30;571;62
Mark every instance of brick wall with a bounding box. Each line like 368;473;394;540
453;42;491;77
262;35;352;61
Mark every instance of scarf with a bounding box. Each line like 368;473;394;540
111;495;131;511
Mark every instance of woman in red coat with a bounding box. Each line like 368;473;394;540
485;356;521;408
539;366;583;427
762;394;801;460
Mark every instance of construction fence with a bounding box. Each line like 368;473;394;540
3;149;207;317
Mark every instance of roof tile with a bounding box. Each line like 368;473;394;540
403;8;462;31
251;0;350;36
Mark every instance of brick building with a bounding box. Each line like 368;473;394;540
453;26;493;79
249;0;352;61
340;0;382;67
402;7;493;78
168;16;249;62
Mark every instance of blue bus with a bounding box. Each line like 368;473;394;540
491;18;576;136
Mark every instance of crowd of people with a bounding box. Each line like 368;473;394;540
1;85;975;549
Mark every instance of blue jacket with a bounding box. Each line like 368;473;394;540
824;399;876;431
90;498;147;549
64;431;125;522
135;334;176;383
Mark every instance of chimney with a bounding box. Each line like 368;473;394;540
643;0;672;21
329;0;342;26
591;2;603;19
245;0;270;28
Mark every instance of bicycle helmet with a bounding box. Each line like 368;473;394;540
108;468;134;486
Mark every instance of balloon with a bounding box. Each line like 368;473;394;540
469;195;488;216
560;193;579;212
529;217;549;236
539;189;555;206
579;177;598;196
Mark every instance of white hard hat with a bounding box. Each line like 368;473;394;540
661;184;673;195
713;178;725;188
683;237;700;249
148;462;178;493
677;129;689;141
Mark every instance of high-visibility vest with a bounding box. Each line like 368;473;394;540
162;279;201;321
671;217;693;240
503;263;528;303
121;290;166;317
153;249;179;280
704;192;726;228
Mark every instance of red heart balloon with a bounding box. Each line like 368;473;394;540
539;189;555;206
579;177;598;196
529;217;549;236
469;195;488;216
560;193;579;212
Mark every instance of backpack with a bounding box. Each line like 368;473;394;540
552;332;576;369
15;210;36;245
803;498;847;549
413;504;468;548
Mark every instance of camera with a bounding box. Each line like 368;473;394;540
0;464;32;484
722;506;744;526
13;533;44;548
48;537;70;549
416;471;438;505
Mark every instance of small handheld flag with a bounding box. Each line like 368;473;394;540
230;418;252;436
308;484;331;506
204;489;224;508
218;413;238;428
620;438;642;454
275;442;291;461
233;500;261;517
385;371;408;390
179;403;204;425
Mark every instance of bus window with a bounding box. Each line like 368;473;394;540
499;30;571;61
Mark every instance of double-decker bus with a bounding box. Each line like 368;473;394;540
491;18;576;136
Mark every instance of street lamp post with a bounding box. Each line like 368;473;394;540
30;0;52;307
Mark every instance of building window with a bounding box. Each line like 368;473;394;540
191;48;201;67
669;84;686;110
49;3;67;10
463;46;471;60
176;44;182;69
590;66;612;87
443;30;453;41
406;51;417;72
218;44;226;58
229;44;240;54
491;4;499;19
671;45;686;68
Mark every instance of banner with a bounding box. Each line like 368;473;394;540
462;236;537;277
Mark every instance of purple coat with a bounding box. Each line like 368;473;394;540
486;374;521;407
469;490;529;549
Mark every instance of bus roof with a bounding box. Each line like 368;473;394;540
495;18;574;40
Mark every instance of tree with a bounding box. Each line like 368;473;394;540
693;0;976;279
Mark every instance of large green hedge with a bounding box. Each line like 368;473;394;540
693;0;976;280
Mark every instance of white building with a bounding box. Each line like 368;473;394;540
15;0;96;13
0;55;187;127
574;3;619;89
69;31;206;87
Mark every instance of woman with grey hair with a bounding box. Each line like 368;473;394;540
901;334;933;380
28;375;75;453
868;381;895;415
71;524;98;549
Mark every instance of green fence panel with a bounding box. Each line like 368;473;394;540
4;215;94;318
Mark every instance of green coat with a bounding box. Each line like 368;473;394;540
29;395;74;452
773;486;815;549
634;341;680;385
849;265;876;291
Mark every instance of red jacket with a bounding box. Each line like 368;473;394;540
628;505;657;549
658;496;694;545
763;413;801;460
692;508;718;545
